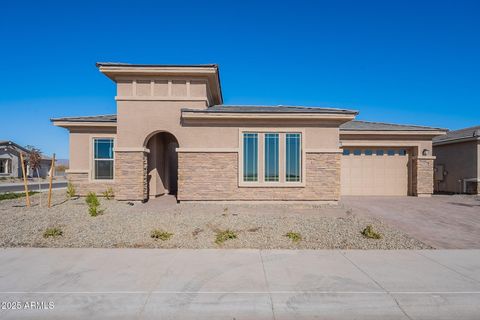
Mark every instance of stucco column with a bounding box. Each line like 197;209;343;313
115;149;148;201
412;156;435;197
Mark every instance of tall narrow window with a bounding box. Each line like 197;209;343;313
0;159;9;174
94;138;114;180
286;133;301;182
243;133;258;182
264;133;279;182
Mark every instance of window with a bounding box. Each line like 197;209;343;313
0;159;10;174
398;149;407;156
243;133;258;182
286;133;301;182
264;133;279;182
353;149;361;156
376;149;384;156
387;149;395;156
364;149;373;156
241;131;303;184
342;149;350;156
93;138;114;180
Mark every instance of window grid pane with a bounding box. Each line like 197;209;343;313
94;139;114;159
264;133;279;182
243;133;258;182
95;160;114;180
286;133;301;182
94;138;114;179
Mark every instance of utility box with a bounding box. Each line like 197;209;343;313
434;165;445;181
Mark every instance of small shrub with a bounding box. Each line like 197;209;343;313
215;229;237;245
85;192;103;217
43;227;63;238
150;229;173;241
66;183;76;198
361;225;382;239
102;187;114;200
0;191;38;201
285;231;302;243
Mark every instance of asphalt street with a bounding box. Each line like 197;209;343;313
0;181;67;193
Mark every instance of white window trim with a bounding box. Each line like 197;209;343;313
89;136;116;182
0;159;10;175
238;128;306;187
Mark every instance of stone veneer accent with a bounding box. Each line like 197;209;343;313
412;157;434;196
114;151;148;201
177;152;340;201
66;172;116;196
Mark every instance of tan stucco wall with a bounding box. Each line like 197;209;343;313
68;127;117;173
117;100;340;150
433;140;479;193
340;134;433;155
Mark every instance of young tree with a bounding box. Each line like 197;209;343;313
26;146;43;205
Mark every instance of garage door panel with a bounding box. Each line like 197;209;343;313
341;149;409;196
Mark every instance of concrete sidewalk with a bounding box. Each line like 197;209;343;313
0;249;479;319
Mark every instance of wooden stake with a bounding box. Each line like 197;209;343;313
48;153;55;208
19;153;30;207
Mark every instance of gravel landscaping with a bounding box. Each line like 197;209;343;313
0;191;431;249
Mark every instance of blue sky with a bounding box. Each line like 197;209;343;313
1;0;479;159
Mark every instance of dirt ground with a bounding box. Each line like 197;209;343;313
0;191;431;249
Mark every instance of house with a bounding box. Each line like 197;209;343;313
51;63;446;201
0;141;54;179
433;126;480;194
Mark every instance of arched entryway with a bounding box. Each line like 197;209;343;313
145;131;179;199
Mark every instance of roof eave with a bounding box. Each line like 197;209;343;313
52;120;117;128
433;136;480;146
181;111;356;122
340;129;448;136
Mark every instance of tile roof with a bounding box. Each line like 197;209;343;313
50;114;117;122
183;105;358;115
0;140;29;152
340;120;447;131
433;125;480;144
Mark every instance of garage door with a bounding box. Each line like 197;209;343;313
341;148;409;196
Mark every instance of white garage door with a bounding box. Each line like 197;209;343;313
341;148;409;196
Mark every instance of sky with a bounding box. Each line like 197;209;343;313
0;0;479;159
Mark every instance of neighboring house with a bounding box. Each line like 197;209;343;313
433;126;480;194
0;141;53;179
52;63;446;201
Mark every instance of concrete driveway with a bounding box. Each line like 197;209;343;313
342;195;480;249
0;248;479;319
